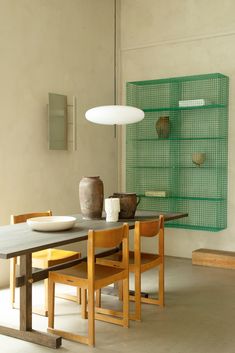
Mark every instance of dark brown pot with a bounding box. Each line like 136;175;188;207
156;116;170;138
111;193;140;219
79;176;104;220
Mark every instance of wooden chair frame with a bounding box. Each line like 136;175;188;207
47;223;129;347
10;211;81;316
97;216;164;321
130;216;165;320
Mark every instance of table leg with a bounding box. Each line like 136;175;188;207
20;254;32;330
0;254;62;349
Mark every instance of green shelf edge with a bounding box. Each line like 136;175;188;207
165;223;226;232
128;137;226;142
130;166;226;170
138;195;225;202
142;104;226;112
127;72;228;86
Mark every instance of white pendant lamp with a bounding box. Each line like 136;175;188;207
85;105;144;125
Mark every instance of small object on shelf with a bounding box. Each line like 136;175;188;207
178;99;210;107
192;152;206;167
155;116;170;138
145;191;168;197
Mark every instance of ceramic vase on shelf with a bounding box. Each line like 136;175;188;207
192;153;206;167
156;116;170;138
79;176;104;220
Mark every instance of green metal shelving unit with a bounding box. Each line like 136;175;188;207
126;73;229;231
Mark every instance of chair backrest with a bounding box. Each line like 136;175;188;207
134;216;164;256
11;210;52;224
136;215;164;238
88;223;129;268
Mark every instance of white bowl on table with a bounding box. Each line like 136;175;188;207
27;216;76;232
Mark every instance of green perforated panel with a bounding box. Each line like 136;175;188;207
126;73;228;231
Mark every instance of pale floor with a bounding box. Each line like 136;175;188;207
1;257;235;353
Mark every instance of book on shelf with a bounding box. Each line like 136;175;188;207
145;191;168;197
178;99;211;107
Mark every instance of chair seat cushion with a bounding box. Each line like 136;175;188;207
32;249;80;268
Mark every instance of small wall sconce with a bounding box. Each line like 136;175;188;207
48;93;77;151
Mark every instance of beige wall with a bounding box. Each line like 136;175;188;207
119;0;235;258
0;0;117;287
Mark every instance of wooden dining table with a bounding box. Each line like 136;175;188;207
0;210;187;348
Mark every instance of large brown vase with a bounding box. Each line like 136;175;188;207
79;176;104;220
111;192;140;219
156;116;170;138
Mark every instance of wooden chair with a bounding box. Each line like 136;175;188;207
47;223;129;347
97;216;164;321
10;210;81;316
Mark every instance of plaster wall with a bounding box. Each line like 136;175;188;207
0;0;117;287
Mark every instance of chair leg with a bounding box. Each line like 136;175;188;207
95;289;101;308
81;289;87;319
77;287;81;305
88;289;95;346
48;279;55;329
159;262;164;307
122;278;129;328
44;279;49;316
118;280;123;301
10;258;17;308
134;269;141;321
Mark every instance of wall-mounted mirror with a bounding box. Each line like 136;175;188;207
48;93;67;150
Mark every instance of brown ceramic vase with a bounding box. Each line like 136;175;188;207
156;116;170;138
79;176;104;220
111;192;140;219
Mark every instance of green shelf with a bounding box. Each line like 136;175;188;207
126;73;229;232
143;104;226;112
138;195;224;202
129;72;227;85
131;166;226;169
130;137;226;141
165;224;226;232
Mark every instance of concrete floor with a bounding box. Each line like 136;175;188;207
1;256;235;353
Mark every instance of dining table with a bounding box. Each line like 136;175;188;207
0;210;188;349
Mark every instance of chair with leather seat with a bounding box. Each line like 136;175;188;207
97;216;164;321
47;223;129;347
10;210;81;316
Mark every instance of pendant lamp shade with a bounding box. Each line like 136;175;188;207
85;105;144;125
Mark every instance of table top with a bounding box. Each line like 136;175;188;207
0;211;188;259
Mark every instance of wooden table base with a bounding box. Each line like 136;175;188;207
0;254;62;349
0;326;61;348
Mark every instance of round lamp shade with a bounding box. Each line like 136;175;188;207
85;105;145;125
